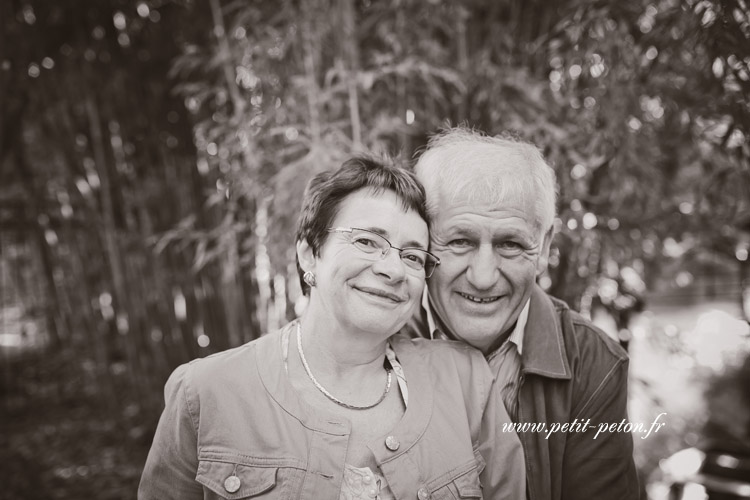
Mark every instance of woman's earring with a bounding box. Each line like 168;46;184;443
303;271;317;287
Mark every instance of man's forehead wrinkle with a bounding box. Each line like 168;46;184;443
431;187;545;244
439;171;537;210
422;144;550;236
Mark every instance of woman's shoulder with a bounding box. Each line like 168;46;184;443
389;334;494;418
390;333;491;382
170;326;286;391
391;332;484;363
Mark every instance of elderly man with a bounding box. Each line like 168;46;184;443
410;128;639;500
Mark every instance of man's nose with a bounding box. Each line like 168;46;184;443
466;245;499;290
371;248;407;282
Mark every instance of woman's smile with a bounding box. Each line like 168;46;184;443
352;284;407;304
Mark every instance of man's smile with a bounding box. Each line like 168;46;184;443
457;292;501;304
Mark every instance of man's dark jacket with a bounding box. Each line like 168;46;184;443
408;285;639;500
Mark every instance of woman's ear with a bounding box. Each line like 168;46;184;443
297;239;316;274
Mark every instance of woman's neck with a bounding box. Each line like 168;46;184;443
298;311;389;379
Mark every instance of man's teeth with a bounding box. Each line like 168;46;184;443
460;293;499;303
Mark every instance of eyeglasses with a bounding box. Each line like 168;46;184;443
327;227;440;278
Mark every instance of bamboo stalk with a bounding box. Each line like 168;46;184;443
208;0;253;344
302;0;322;144
456;5;469;123
84;96;147;394
341;0;362;149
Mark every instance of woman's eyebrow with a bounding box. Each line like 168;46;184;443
402;240;427;249
358;226;427;249
359;225;385;234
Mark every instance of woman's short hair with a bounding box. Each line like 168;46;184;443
295;155;428;294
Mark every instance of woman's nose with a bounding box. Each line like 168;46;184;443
371;248;407;281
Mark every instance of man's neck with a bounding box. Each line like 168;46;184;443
485;328;514;355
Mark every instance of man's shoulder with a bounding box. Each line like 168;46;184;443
544;292;629;364
535;291;631;419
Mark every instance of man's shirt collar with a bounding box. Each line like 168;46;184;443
417;285;572;379
421;287;438;339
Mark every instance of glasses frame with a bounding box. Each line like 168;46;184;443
327;227;440;278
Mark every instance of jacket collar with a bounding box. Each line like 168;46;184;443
255;322;348;435
520;285;571;379
418;285;569;379
255;321;433;459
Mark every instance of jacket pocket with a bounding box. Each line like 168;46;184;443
430;464;483;500
196;456;301;499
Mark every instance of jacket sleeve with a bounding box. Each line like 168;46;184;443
138;364;203;500
477;369;527;499
561;358;639;500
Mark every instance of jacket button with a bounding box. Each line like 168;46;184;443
385;435;400;451
224;474;241;493
417;487;431;500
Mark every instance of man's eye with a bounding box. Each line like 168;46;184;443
499;241;522;249
497;241;525;255
448;239;473;248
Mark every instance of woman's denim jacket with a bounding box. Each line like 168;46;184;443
138;322;525;499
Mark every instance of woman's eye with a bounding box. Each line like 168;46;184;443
353;237;378;247
402;253;424;265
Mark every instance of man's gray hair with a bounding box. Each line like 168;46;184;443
413;127;557;235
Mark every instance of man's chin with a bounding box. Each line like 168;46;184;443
448;319;507;350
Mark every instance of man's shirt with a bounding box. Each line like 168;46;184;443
419;288;528;419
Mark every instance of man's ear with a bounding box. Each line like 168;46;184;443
536;226;554;277
297;239;316;274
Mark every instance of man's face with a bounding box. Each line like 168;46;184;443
427;190;551;352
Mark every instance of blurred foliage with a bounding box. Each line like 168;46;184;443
1;0;749;497
702;351;750;447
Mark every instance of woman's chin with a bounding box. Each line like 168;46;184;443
346;313;406;338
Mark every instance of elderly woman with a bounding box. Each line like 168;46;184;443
138;156;524;499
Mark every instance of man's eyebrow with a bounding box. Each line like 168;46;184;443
492;229;536;244
445;227;480;238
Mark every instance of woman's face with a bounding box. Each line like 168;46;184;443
304;188;429;338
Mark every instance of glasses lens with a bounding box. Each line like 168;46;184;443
349;230;388;255
400;249;427;271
